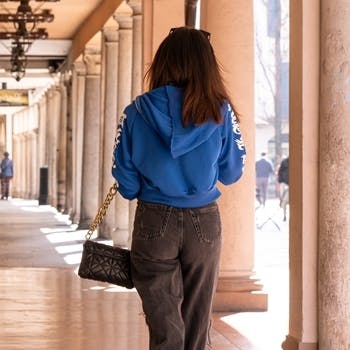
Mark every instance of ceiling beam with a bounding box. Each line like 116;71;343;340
66;0;123;67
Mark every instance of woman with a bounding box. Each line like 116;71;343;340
112;27;246;350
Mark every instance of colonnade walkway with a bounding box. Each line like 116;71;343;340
0;197;288;350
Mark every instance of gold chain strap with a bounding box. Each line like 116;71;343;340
85;182;118;240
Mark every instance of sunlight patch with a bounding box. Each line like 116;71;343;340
63;252;82;265
55;244;83;254
44;229;90;243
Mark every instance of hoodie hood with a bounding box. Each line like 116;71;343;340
134;85;220;158
113;85;246;207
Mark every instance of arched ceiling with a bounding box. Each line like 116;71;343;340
0;0;122;89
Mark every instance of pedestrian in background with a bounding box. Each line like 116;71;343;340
277;156;289;221
112;27;246;350
255;151;274;206
1;151;14;200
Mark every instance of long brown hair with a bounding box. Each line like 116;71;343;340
145;27;237;127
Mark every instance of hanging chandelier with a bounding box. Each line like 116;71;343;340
0;0;60;81
10;39;27;81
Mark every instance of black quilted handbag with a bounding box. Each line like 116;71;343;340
78;183;134;289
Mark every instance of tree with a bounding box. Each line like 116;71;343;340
255;0;289;163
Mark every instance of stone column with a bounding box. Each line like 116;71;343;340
27;105;38;198
99;26;119;238
46;88;61;207
185;0;199;27
318;1;350;349
71;62;86;225
282;1;319;349
11;113;18;196
5;113;13;156
126;0;142;245
14;114;26;198
112;4;133;247
142;0;183;68
23;131;33;199
24;132;29;197
38;95;48;168
12;134;21;197
12;104;39;199
16;112;29;198
64;73;74;216
53;88;61;207
79;47;102;228
25;132;31;198
19;132;26;198
26;132;35;198
57;83;68;212
31;129;39;198
201;0;266;311
45;90;53;203
0;116;5;152
127;0;142;96
31;104;39;198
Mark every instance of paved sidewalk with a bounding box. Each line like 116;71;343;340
223;199;289;350
0;198;85;267
0;197;288;350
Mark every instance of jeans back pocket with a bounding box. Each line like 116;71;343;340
133;201;172;240
189;203;221;244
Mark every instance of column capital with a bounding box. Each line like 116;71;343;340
73;61;86;76
60;70;72;85
46;88;55;99
103;27;119;43
126;0;142;15
113;2;133;29
83;47;101;76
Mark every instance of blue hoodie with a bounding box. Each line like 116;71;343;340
112;85;246;208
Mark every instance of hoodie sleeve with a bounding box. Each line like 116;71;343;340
218;104;246;185
112;112;141;200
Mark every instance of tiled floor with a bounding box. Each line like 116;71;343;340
0;198;288;350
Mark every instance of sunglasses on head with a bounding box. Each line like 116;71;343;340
169;27;211;41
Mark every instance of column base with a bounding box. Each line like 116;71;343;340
282;335;318;350
213;275;268;312
77;219;91;230
70;209;80;225
98;222;112;240
111;229;129;247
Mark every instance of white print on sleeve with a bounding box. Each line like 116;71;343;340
236;138;245;152
228;104;242;136
228;104;246;166
112;113;127;168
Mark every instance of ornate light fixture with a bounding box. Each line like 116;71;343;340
0;0;60;80
10;39;27;81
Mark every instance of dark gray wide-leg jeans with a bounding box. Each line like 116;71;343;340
131;200;222;350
